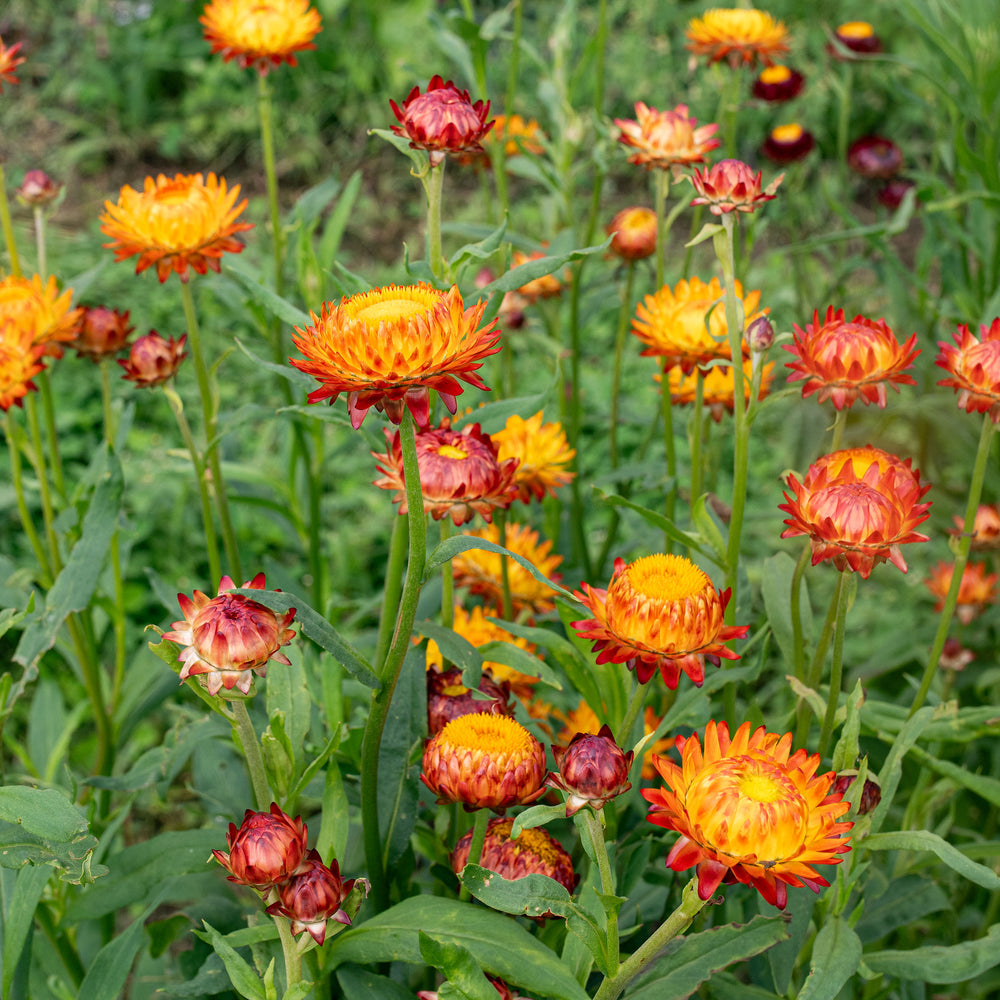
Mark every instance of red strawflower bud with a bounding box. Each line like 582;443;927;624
877;178;914;210
426;666;512;736
830;21;882;58
118;331;188;387
751;65;805;103
747;314;775;353
761;123;815;164
848;136;903;179
831;770;882;816
689;159;783;215
606;206;657;261
73;306;133;361
265;849;359;944
17;170;62;207
211;802;309;888
547;723;633;815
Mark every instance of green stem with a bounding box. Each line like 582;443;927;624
0;162;22;276
661;363;677;553
582;808;619;977
25;394;61;574
374;514;408;670
231;699;271;810
257;72;285;302
829;407;848;452
690;369;705;506
796;571;847;746
609;262;635;472
458;807;491;902
910;416;995;716
33;206;46;282
37;372;67;501
817;571;851;758
615;676;645;747
441;519;454;630
496;510;514;622
35;902;86;989
789;540;811;683
426;162;446;281
654;170;670;292
273;911;302;990
5;411;52;585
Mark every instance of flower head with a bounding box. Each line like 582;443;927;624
830;771;882;815
118;331;188;387
779;446;932;577
211;802;309;888
266;849;358;944
952;503;1000;551
847;136;902;179
548;724;634;815
482;114;544;158
614;103;720;174
426;666;512;737
201;0;322;74
290;283;500;429
606;206;658;261
421;713;547;812
0;274;82;358
493;411;575;503
660;358;774;422
16;170;61;207
643;720;853;908
877;179;915;211
632;275;766;375
686;8;789;68
0;35;25;91
761;123;815;164
785;306;920;410
101;173;252;283
831;21;882;57
509;250;566;303
452;522;562;614
163;572;296;696
924;561;998;624
390;75;493;167
572;554;750;688
0;322;46;411
936;318;1000;422
752;65;805;102
73;306;133;361
690;159;783;215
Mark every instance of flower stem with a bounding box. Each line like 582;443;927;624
661;363;677;553
910;415;995;716
426;162;446;282
496;510;514;622
615;676;645;747
37;372;67;501
609;262;635;473
796;570;847;746
789;540;811;683
829;407;848;452
581;808;619;977
654;170;670;294
257;72;285;302
458;807;491;902
5;411;52;585
273;911;302;990
374;514;408;670
33;206;47;281
25;394;61;575
231;698;271;811
817;570;851;758
441;519;454;630
0;162;22;277
690;369;705;506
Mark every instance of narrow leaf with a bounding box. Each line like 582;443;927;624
198;920;267;1000
863;830;1000;890
863;923;1000;983
224;265;311;328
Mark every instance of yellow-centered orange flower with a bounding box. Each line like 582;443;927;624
572;554;750;688
0;274;83;358
936;318;1000;423
0;35;25;91
632;275;766;375
290;283;500;429
493;411;576;503
644;721;853;909
659;358;774;421
0;322;46;412
785;306;920;410
101;173;252;283
779;446;932;578
201;0;322;74
952;503;1000;551
452;522;563;614
482;114;544;158
685;8;790;68
690;159;783;215
614;103;720;173
924;561;998;624
606;206;658;261
421;713;547;812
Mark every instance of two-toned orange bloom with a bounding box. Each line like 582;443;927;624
572;554;750;688
644;721;853;909
659;358;774;421
73;306;133;361
212;802;309;888
632;275;766;374
924;561;998;624
606;207;658;261
290;283;500;429
0;35;25;91
936;318;1000;423
101;173;252;283
952;504;1000;550
163;573;296;696
421;713;547;812
690;159;783;215
780;446;932;578
785;306;920;410
201;0;322;74
493;411;576;503
685;8;789;68
614;103;720;173
0;274;82;358
0;323;46;412
118;331;188;387
547;725;633;816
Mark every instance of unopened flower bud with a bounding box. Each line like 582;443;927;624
547;723;633;816
73;306;133;361
831;770;882;815
831;21;882;57
426;666;512;736
17;170;61;207
747;315;775;353
606;206;657;261
118;331;188;387
265;848;359;944
211;802;309;888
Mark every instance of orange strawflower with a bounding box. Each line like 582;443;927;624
644;720;853;909
452;522;562;614
690;159;783;215
779;446;932;578
659;357;774;421
509;250;565;303
951;503;1000;551
686;8;790;68
201;0;322;74
0;322;46;411
554;699;602;746
0;35;25;91
101;173;252;283
73;306;133;361
0;274;82;358
483;114;544;157
493;411;576;503
936;318;1000;422
785;306;920;410
572;554;750;688
614;103;720;173
118;331;188;388
290;283;500;429
632;275;766;375
924;561;998;624
606;206;658;261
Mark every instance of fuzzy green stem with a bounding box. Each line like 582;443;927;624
796;571;847;746
35;902;86;989
817;571;851;758
25;395;61;575
5;412;52;585
374;514;408;670
274;911;302;989
231;699;271;810
257;72;285;301
458;807;491;902
582;808;619;977
0;163;22;277
654;170;670;292
910;416;995;716
496;510;514;622
426;162;446;281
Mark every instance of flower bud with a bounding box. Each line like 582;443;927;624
426;666;512;736
17;170;62;207
211;802;309;888
847;136;902;179
547;724;633;816
266;849;358;944
831;770;882;816
751;65;805;103
746;314;775;353
73;306;133;361
118;331;188;387
877;179;914;210
761;123;815;165
606;206;657;261
689;159;783;215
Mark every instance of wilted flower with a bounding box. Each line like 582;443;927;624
877;178;915;210
163;572;296;696
509;250;565;303
924;561;998;624
452;522;562;614
266;849;359;944
493;411;575;503
952;503;1000;550
73;306;133;361
644;720;853;908
211;802;309;888
547;724;633;816
426;666;512;737
752;65;805;102
690;159;783;215
0;35;25;91
0;322;46;411
0;274;82;358
847;136;902;179
390;75;493;167
16;170;61;207
606;206;658;261
761;123;815;164
572;554;750;688
659;358;774;421
118;331;188;387
482;114;544;158
290;283;500;429
779;446;932;578
830;771;882;815
686;8;789;68
201;0;322;74
936;318;1000;422
614;103;720;173
101;173;253;283
830;21;882;57
421;713;547;812
785;306;920;410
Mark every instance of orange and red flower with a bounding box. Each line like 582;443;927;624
936;318;1000;422
0;35;25;91
73;306;133;361
493;411;575;503
690;159;783;215
644;720;853;909
101;173;252;283
614;103;720;173
201;0;322;74
0;274;83;358
572;554;749;688
0;322;46;412
685;8;789;68
785;306;919;410
212;802;309;889
265;849;359;944
924;560;998;624
606;206;658;261
482;114;544;158
779;446;932;578
547;725;633;816
951;503;1000;551
118;331;188;387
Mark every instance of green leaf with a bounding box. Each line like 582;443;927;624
291;175;342;227
327;896;590;1000
831;680;864;772
763;887;815;995
319;170;362;269
864;922;1000;982
591;489;715;563
868;707;933;837
0;595;34;646
234;338;315;391
416;620;483;684
197;920;267;1000
686;222;724;248
797;917;862;1000
369;127;430;175
2;863;52;1000
419;932;498;1000
760;552;812;672
224;265;311;328
624;916;790;1000
336;966;414;1000
448;218;508;268
266;651;311;764
855;875;950;945
708;973;782;999
510;803;568;837
474;238;613;297
450;383;556;436
460;864;575;919
477;639;562;690
908;743;1000;807
863;830;1000;890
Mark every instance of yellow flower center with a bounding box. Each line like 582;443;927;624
340;285;444;333
626;554;710;602
438;444;469;460
440;713;537;756
760;65;792;84
738;769;787;803
838;20;874;39
771;123;804;143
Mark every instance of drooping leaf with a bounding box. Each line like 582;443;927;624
797;917;862;1000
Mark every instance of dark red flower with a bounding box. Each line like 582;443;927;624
847;136;902;179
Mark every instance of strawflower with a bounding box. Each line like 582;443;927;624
831;21;882;57
0;35;25;91
606;206;658;261
847;136;902;179
0;273;82;357
493;411;576;503
0;322;46;411
118;331;188;387
211;802;309;888
690;159;783;215
761;123;815;164
685;8;790;68
101;172;253;283
614;102;720;173
163;572;296;696
547;724;633;815
266;849;359;944
290;283;500;429
936;318;1000;422
924;560;998;624
73;306;133;361
785;306;919;409
951;503;1000;550
659;357;774;422
644;720;853;908
572;554;750;688
16;170;61;207
201;0;322;74
482;113;544;158
554;699;602;746
877;179;915;211
779;446;932;578
426;666;512;736
752;65;805;102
